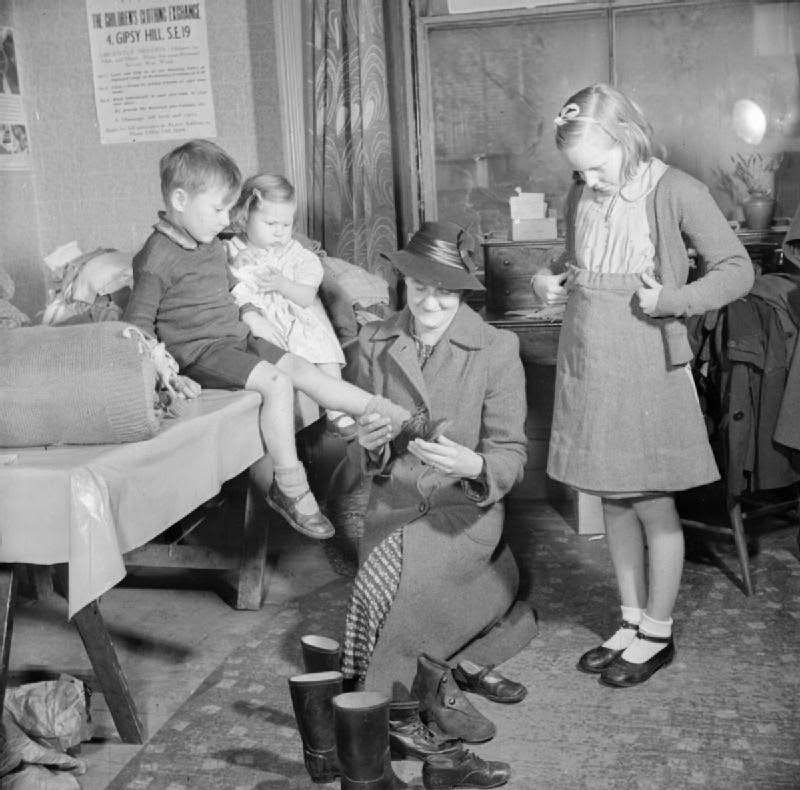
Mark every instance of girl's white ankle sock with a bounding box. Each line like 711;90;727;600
601;606;642;651
621;613;673;664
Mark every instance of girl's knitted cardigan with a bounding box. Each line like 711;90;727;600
558;166;754;365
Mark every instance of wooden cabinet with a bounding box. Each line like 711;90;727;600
482;240;565;315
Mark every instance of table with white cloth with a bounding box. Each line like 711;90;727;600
0;390;264;742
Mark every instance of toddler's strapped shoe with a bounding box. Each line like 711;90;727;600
599;633;675;688
422;750;510;789
451;664;526;704
265;481;334;540
576;619;640;674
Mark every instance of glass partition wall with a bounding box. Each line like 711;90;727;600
415;0;800;243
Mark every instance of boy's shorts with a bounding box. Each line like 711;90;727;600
183;333;286;389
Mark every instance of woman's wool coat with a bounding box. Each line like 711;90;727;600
344;302;537;695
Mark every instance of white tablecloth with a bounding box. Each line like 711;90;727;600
0;390;263;617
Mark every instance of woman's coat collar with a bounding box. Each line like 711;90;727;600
367;304;486;411
368;302;487;350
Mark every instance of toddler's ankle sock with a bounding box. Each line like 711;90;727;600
274;464;318;516
326;409;356;427
621;612;673;664
601;606;642;651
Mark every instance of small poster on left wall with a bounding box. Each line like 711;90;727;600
85;0;217;144
0;27;32;171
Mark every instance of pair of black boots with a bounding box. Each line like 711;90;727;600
289;637;510;789
290;672;405;788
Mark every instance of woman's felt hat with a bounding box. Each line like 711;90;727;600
381;221;485;292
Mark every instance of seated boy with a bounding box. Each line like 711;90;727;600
123;139;409;540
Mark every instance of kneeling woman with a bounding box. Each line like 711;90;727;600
339;222;537;745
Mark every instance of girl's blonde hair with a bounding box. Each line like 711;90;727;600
229;173;295;234
554;83;658;183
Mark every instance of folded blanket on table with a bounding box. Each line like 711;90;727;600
0;321;161;447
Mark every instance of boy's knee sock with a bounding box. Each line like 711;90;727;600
274;464;319;515
621;612;673;664
601;606;642;651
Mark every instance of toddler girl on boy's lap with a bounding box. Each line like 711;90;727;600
123;139;409;541
225;174;356;438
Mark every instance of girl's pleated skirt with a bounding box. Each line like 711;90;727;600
547;268;719;495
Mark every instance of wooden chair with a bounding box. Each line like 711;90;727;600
680;483;800;595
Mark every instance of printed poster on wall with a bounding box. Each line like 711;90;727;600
0;27;32;171
85;0;216;144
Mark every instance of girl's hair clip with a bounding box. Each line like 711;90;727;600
554;102;581;127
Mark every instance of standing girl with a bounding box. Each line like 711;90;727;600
534;83;753;687
227;174;356;437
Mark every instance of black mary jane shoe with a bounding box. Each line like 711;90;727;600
576;620;640;674
598;632;676;688
451;664;527;704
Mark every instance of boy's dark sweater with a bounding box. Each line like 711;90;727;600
123;217;248;369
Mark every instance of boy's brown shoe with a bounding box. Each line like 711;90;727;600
422;750;510;789
266;482;334;540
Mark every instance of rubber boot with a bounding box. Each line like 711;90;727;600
410;654;495;743
302;634;342;673
333;691;408;789
288;671;342;783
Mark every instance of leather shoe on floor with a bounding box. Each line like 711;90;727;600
389;700;462;761
599;633;676;688
265;482;334;540
451;665;527;704
576;619;640;674
411;654;496;744
422;750;510;789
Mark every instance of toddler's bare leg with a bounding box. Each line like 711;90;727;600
317;361;343;381
317;362;356;435
276;354;409;436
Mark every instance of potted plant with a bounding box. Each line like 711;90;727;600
730;152;783;230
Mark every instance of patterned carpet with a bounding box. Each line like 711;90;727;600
108;502;800;790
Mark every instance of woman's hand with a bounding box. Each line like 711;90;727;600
408;435;483;478
531;272;568;305
637;272;662;315
357;412;393;452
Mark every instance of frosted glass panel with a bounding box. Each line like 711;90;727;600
427;12;608;238
614;1;800;220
